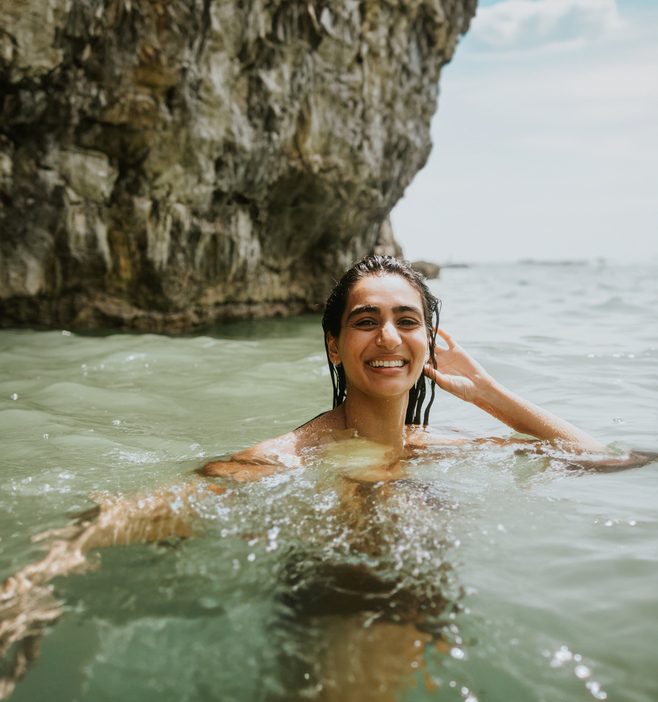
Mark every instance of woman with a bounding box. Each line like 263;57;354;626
200;255;609;483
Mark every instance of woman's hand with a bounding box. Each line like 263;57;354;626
423;328;495;403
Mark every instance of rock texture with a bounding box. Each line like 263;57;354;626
0;0;476;331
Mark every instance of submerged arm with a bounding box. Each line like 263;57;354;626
424;329;606;452
3;483;220;596
199;455;281;482
0;482;221;696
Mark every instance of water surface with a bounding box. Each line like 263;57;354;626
1;263;657;701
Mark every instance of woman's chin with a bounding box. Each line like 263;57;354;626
358;378;418;399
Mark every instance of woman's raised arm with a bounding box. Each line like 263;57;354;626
424;328;606;452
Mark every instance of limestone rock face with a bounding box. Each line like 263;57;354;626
0;0;476;330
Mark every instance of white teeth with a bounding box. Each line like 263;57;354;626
368;360;405;368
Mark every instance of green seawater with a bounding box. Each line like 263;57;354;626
1;263;657;701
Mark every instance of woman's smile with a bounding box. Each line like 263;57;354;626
366;357;408;370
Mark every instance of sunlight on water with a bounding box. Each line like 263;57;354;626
1;263;657;702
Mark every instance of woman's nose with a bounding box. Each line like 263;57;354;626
377;321;401;348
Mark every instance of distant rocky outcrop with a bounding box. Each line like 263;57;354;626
411;260;440;280
0;0;477;331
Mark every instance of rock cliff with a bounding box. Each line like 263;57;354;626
0;0;476;330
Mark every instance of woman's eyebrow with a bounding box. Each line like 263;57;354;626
345;304;423;322
393;305;423;316
346;305;380;322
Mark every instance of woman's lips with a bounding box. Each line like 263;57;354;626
366;359;408;369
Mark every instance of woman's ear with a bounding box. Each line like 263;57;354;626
326;332;341;366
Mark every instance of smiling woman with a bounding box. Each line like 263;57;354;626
200;254;633;482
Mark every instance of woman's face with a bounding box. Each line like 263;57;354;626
327;274;429;401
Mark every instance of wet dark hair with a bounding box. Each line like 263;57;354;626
322;255;441;426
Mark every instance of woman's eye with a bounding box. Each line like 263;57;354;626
399;318;421;327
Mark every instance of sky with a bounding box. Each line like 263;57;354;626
390;0;658;264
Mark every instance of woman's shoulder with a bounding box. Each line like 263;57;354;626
199;434;299;480
199;408;346;480
293;407;346;437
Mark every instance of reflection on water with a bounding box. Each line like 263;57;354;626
1;263;657;701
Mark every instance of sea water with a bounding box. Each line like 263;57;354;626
1;262;657;702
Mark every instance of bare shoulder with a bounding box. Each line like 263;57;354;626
199;433;299;481
293;406;346;439
198;408;344;481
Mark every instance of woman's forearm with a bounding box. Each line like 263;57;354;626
14;484;223;588
474;380;607;452
198;459;279;482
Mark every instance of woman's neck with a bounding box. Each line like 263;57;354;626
341;391;408;452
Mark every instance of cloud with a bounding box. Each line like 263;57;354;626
467;0;622;52
390;1;658;264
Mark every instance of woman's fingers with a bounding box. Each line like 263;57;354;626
433;327;456;350
424;364;462;396
424;363;446;385
424;364;440;385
